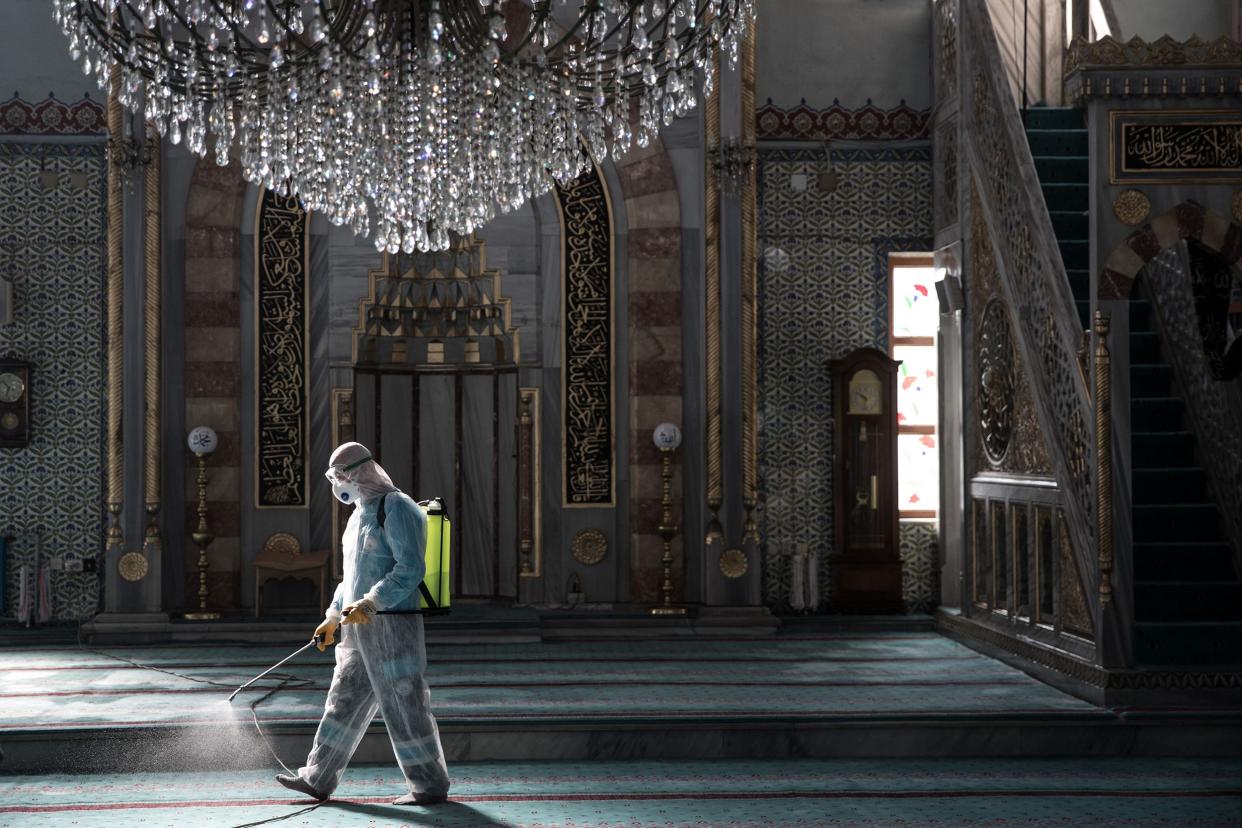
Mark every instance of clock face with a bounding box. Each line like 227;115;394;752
847;370;883;415
0;372;24;404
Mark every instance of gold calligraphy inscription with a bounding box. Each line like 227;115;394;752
256;190;309;507
557;168;614;506
1112;112;1242;183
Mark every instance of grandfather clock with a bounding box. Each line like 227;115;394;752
831;347;902;612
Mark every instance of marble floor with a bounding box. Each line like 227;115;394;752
2;758;1241;827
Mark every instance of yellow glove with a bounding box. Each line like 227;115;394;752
314;617;339;652
341;598;377;626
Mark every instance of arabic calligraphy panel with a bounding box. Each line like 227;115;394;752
556;166;615;507
1111;110;1242;184
255;189;309;508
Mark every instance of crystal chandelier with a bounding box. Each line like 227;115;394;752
55;1;753;252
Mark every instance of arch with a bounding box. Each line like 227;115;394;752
1099;200;1242;300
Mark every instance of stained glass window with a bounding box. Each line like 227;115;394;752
893;344;938;428
891;266;940;339
890;257;939;519
898;433;940;513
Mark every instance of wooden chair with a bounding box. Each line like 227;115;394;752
254;532;331;617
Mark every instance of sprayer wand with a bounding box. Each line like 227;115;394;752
227;634;324;703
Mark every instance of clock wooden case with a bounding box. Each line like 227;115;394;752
0;358;31;448
831;347;902;612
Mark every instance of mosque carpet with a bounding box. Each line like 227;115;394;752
2;758;1241;827
0;634;1099;731
3;632;1240;772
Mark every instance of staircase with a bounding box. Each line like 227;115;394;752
1023;106;1242;668
1128;297;1242;666
1023;106;1090;330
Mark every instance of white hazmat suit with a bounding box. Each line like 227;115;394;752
278;442;450;805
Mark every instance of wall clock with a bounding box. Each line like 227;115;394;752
0;359;32;448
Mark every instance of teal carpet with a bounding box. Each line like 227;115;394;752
0;634;1103;731
2;759;1240;827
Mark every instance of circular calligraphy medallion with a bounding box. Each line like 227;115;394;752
1112;189;1151;226
118;551;149;583
571;529;608;566
979;299;1016;467
719;548;749;579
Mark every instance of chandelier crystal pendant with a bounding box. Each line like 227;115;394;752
56;0;753;252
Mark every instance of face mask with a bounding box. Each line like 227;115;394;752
332;479;362;505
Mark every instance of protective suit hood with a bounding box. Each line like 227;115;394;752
327;441;398;503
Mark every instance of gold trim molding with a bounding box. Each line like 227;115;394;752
1066;34;1242;75
104;65;124;558
1065;35;1242;104
1093;311;1113;609
518;387;543;578
704;43;723;545
142;123;162;561
740;18;760;545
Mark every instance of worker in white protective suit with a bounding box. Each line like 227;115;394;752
276;441;451;805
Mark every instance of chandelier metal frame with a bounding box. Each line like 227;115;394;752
56;0;754;251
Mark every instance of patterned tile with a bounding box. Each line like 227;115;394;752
0;143;107;621
900;521;940;613
757;146;933;612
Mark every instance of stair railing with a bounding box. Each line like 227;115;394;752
1142;245;1242;571
961;0;1099;615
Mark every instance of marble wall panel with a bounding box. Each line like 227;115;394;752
378;373;414;493
460;374;497;597
183;159;244;609
497;380;518;598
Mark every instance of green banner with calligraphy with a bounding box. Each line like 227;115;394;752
1111;110;1242;184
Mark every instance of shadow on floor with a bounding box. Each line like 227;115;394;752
324;799;513;827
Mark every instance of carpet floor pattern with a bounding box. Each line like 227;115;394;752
0;634;1103;731
2;758;1240;827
